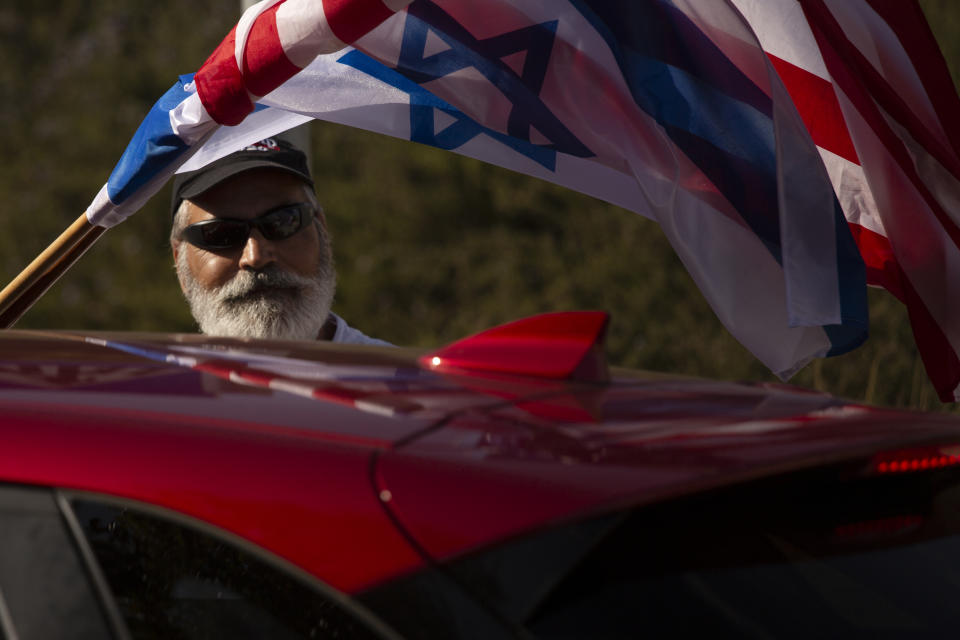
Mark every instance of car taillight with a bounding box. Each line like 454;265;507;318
871;444;960;474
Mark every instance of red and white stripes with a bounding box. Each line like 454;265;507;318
734;0;960;400
194;0;412;126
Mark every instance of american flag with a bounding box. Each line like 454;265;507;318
85;0;960;401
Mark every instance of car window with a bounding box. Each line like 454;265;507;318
68;498;393;640
0;485;112;640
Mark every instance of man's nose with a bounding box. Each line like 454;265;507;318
237;229;277;270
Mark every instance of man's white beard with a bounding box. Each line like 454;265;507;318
177;246;336;341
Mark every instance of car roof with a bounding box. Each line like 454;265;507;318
2;327;959;591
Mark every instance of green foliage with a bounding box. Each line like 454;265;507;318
1;1;957;411
0;0;238;333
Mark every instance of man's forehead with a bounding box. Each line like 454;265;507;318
186;169;313;220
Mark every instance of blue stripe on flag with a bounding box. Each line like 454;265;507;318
106;77;193;204
651;64;775;166
824;198;868;355
666;125;780;257
614;0;771;114
570;0;783;260
572;0;867;356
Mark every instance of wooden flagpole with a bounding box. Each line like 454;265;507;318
0;213;105;328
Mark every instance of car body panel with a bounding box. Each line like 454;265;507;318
376;378;960;561
0;401;424;594
2;327;960;597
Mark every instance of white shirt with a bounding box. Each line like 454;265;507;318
329;313;393;347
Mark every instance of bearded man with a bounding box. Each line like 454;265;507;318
169;137;388;345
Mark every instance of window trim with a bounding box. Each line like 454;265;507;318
56;491;132;640
0;579;19;640
0;484;114;639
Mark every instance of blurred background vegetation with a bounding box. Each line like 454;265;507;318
0;0;957;410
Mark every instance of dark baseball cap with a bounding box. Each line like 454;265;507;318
170;137;314;219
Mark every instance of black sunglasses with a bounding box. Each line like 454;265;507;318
180;202;315;250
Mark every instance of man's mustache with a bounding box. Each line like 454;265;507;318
216;267;315;302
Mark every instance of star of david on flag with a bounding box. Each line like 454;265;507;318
82;0;960;402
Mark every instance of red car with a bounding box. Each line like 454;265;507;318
2;311;959;639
